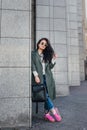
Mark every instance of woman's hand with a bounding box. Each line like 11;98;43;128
35;76;40;83
53;53;58;59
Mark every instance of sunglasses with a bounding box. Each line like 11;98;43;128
40;42;48;47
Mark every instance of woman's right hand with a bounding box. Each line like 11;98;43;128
35;76;40;83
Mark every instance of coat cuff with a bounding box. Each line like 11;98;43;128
52;58;56;64
33;71;38;77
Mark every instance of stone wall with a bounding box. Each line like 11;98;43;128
0;0;32;127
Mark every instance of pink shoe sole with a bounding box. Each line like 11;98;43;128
44;113;55;122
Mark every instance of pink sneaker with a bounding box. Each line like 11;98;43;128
53;113;62;122
44;113;55;122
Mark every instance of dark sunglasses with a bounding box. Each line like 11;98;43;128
40;42;48;47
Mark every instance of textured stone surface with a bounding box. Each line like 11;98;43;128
54;45;67;57
36;0;49;5
54;0;65;6
54;31;66;44
0;98;31;127
69;0;77;5
54;7;65;18
0;0;1;8
69;6;77;13
0;38;30;66
69;13;77;21
70;30;78;38
54;19;66;31
36;18;49;30
36;31;50;41
2;0;29;10
36;6;49;17
0;68;30;98
70;22;78;29
1;10;29;38
54;72;68;84
54;58;68;72
0;1;1;39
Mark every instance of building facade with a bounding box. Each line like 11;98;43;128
0;0;85;128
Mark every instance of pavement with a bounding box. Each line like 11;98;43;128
30;81;87;130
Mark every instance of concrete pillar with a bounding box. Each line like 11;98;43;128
66;0;80;86
77;0;85;81
0;0;32;127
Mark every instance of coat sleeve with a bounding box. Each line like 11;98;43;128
31;51;37;72
49;61;56;69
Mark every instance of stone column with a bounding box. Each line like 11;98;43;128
77;0;85;81
0;0;32;127
66;0;80;86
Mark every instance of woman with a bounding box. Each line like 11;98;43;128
32;38;62;122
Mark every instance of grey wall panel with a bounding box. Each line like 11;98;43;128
36;0;49;5
1;10;29;38
0;98;30;127
54;0;65;6
0;68;30;98
36;5;49;17
2;0;30;10
0;38;30;66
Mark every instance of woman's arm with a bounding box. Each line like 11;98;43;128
49;61;56;69
49;53;58;69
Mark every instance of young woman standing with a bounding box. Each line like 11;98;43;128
32;38;62;122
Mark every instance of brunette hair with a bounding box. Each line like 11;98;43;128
37;38;55;63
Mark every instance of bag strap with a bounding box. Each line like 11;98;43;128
36;102;38;114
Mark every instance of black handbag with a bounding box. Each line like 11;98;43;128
32;84;46;102
32;84;47;113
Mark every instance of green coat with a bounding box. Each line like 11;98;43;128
32;50;56;100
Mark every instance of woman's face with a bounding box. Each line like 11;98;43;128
38;40;48;50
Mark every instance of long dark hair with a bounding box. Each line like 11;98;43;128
37;38;55;63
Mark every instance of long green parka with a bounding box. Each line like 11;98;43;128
32;50;56;100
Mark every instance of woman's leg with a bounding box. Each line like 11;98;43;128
44;96;55;122
44;94;57;122
43;75;62;122
44;96;62;122
45;96;54;111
